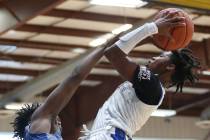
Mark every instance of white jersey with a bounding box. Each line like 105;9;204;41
80;81;165;140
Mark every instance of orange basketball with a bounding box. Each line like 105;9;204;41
153;8;194;51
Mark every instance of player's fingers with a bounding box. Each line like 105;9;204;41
164;11;179;18
163;11;170;18
168;17;185;23
170;22;186;28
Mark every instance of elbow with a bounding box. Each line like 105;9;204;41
104;47;109;57
104;44;116;58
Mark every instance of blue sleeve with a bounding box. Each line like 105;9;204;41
25;128;49;140
132;66;163;105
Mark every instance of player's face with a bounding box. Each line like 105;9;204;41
147;54;175;86
147;55;172;74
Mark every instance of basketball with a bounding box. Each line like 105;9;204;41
153;8;194;51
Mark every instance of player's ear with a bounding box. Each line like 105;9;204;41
166;64;175;71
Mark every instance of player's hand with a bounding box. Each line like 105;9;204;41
154;11;186;41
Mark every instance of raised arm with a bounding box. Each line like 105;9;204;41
104;13;185;106
105;13;185;81
30;46;106;133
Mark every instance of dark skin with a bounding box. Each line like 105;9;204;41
104;11;185;86
29;46;106;134
147;54;175;87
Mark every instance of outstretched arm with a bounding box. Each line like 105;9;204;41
30;46;105;133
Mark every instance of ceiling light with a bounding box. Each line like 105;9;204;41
112;24;133;35
0;60;21;68
0;45;16;53
151;109;176;117
202;70;210;76
7;30;16;35
81;80;102;87
90;0;147;8
0;74;31;81
5;103;32;110
91;68;119;76
89;33;114;47
72;48;86;54
102;33;115;40
89;38;107;47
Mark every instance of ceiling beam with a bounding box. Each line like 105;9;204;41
0;67;209;98
0;48;98;107
16;24;108;38
184;82;210;89
0;81;25;93
204;39;210;67
0;38;205;63
0;67;44;76
45;9;140;24
0;51;156;65
87;74;210;89
0;0;64;34
0;38;89;50
3;0;64;22
0;80;24;88
0;66;209;90
45;9;209;33
195;25;210;34
0;53;63;65
189;40;208;66
199;74;210;81
0;60;209;89
175;93;210;114
0;63;113;77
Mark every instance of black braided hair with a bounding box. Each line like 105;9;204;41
11;103;40;140
169;48;200;92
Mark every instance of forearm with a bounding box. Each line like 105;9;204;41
115;22;158;54
105;22;158;81
32;47;105;119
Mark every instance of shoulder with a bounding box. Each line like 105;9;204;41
132;66;163;105
132;66;161;88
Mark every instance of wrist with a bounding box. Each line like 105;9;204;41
147;22;158;35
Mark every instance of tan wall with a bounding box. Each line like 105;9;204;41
86;116;209;140
135;116;208;140
0;115;15;132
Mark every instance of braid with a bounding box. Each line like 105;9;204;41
169;48;200;92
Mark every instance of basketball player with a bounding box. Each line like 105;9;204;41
12;46;107;140
79;12;200;139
